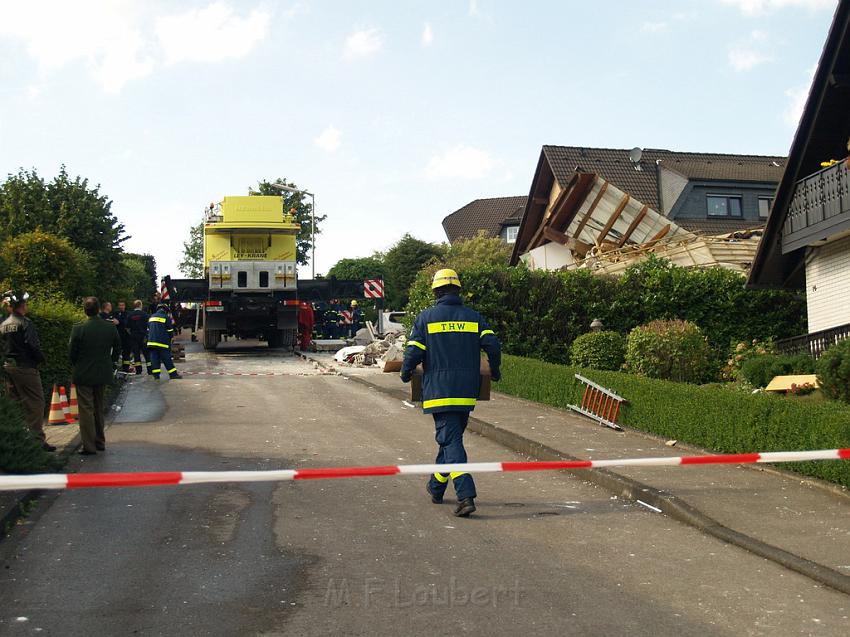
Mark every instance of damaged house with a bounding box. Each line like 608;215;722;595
509;146;786;274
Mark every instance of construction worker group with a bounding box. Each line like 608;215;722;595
1;290;181;454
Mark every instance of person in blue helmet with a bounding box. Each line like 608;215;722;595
400;269;501;517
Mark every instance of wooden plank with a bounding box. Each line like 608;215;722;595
647;224;671;244
542;226;593;255
572;181;608;239
596;194;630;244
528;175;578;249
532;197;549;205
616;205;649;248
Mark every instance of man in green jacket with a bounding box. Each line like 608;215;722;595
69;297;121;455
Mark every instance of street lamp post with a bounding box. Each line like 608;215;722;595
269;183;316;279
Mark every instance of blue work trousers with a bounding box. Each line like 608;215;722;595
428;411;477;500
148;347;177;379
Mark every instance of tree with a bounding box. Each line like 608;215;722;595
115;253;158;302
0;230;94;300
327;256;386;282
443;231;511;269
0;166;127;297
383;234;445;309
251;179;327;266
179;221;204;278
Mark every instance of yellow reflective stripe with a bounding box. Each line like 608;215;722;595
408;340;426;351
166;329;174;333
427;321;479;334
148;342;169;348
151;368;161;373
433;473;449;483
450;471;468;480
422;397;477;409
166;368;177;374
149;317;166;323
480;329;495;337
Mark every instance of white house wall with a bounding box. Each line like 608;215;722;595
805;233;850;332
521;242;575;271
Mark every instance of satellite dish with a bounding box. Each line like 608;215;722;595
629;147;643;164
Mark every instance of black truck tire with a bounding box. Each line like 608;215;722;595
203;328;220;350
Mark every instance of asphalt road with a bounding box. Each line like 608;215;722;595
1;342;848;636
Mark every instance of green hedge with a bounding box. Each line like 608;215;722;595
497;354;850;488
740;353;816;388
0;394;58;473
27;295;86;401
406;257;805;370
570;331;625;370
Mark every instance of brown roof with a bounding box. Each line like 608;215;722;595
675;219;765;234
442;196;527;243
542;146;786;210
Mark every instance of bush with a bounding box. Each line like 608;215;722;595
404;257;806;366
0;395;59;473
625;320;714;383
738;353;816;388
817;338;850;403
569;331;625;370
722;339;778;381
26;295;86;400
498;354;850;488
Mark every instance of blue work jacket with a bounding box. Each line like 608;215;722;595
147;310;174;349
402;294;501;414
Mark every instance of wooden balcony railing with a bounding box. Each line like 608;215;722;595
782;160;850;253
776;322;850;359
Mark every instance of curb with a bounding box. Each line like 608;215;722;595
0;378;128;541
322;362;850;597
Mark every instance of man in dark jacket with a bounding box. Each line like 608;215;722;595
401;269;501;517
126;300;150;375
114;301;132;373
69;297;122;455
1;290;54;451
147;304;181;380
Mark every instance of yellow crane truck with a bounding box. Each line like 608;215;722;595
165;195;367;350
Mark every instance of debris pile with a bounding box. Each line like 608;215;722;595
333;333;406;369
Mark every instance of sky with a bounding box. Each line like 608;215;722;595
0;0;840;280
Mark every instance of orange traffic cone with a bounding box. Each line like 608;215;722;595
59;385;75;424
68;384;79;421
48;385;66;425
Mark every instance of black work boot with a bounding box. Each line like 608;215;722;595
427;484;443;504
169;372;182;379
454;498;476;517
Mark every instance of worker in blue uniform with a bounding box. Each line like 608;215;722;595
400;269;501;517
147;303;182;380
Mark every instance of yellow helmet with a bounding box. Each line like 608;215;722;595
351;300;358;306
431;268;462;290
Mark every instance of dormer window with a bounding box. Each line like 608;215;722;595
707;195;742;217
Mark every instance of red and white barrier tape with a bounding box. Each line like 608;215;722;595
2;448;848;492
181;371;286;377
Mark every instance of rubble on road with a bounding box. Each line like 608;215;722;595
333;332;407;368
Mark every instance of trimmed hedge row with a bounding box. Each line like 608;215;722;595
406;257;806;368
497;354;850;488
27;295;86;401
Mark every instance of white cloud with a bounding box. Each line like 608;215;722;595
0;0;154;93
425;145;495;180
728;30;772;71
640;21;669;33
314;125;342;152
0;1;271;93
422;22;434;46
344;27;384;59
156;2;271;65
469;0;480;16
783;66;817;125
719;0;835;15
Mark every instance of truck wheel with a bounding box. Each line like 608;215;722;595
203;328;219;350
